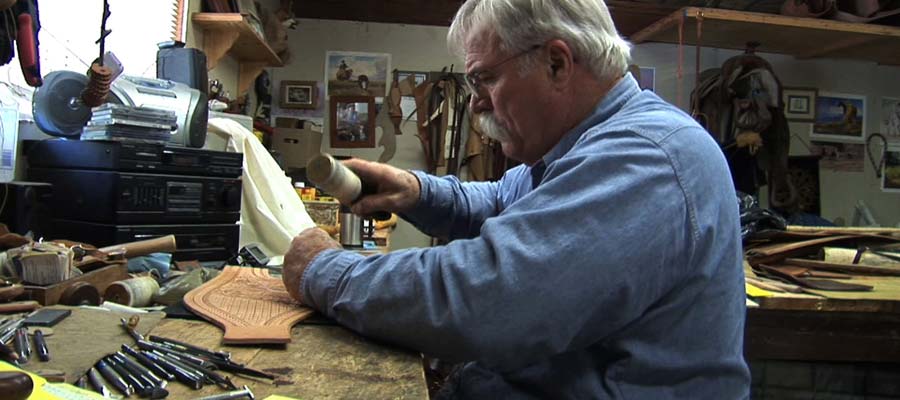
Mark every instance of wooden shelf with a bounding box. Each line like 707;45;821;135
192;12;284;94
630;7;900;65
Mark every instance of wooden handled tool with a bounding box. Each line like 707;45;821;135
99;235;177;258
0;301;40;314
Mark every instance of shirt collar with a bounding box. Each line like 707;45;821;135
540;73;641;167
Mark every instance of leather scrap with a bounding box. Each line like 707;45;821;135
762;264;852;279
758;264;874;291
376;89;398;163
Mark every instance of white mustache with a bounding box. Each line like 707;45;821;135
476;113;512;143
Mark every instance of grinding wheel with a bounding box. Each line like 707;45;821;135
59;282;101;306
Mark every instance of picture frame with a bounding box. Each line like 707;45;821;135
884;146;900;193
782;87;817;122
330;96;376;148
279;80;318;110
880;97;900;140
325;51;391;98
811;92;866;143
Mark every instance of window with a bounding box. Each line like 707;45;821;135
1;0;187;94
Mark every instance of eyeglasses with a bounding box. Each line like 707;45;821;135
464;44;541;97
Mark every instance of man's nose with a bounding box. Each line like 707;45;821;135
470;91;491;114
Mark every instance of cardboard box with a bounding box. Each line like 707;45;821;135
272;125;323;170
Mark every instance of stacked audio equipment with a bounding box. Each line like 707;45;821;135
26;140;242;262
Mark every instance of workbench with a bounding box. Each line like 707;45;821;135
745;296;900;363
147;318;428;399
6;304;427;399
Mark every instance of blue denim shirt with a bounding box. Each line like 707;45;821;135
301;75;751;399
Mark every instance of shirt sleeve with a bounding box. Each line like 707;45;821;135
399;171;504;240
301;131;697;372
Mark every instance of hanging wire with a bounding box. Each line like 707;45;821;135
96;0;111;65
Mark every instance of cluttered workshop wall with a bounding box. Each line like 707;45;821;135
272;19;461;250
270;19;721;251
713;50;900;227
248;16;900;249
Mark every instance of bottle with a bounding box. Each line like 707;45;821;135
306;154;390;220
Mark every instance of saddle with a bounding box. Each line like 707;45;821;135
691;47;797;209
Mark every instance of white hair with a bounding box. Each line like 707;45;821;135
448;0;632;83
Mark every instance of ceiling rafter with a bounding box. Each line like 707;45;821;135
294;0;678;37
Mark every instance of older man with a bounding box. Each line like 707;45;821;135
283;0;750;398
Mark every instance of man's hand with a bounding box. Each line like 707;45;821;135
282;227;342;303
344;158;420;216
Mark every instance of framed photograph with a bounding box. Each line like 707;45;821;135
881;97;900;140
782;87;817;122
811;92;866;143
325;51;391;98
280;80;317;109
330;96;376;148
884;147;900;192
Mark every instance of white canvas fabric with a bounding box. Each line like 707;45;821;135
208;118;314;264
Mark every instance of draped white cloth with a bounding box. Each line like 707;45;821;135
207;118;314;263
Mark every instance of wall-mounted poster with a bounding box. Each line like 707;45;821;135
809;141;865;173
811;92;866;143
884;147;900;192
881;97;900;141
325;51;391;98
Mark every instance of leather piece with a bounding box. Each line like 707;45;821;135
766;265;852;279
758;264;874;291
184;267;314;344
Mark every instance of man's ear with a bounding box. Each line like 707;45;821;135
545;39;574;85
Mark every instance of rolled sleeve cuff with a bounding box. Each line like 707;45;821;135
399;170;439;224
300;248;365;318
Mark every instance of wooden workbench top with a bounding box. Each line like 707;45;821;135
149;318;428;399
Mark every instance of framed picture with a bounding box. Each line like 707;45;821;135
782;87;817;122
811;92;866;143
880;97;900;140
330;96;376;148
884;147;900;193
325;51;391;98
280;80;317;110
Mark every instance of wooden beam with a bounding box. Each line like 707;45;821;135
295;0;464;27
293;0;676;36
